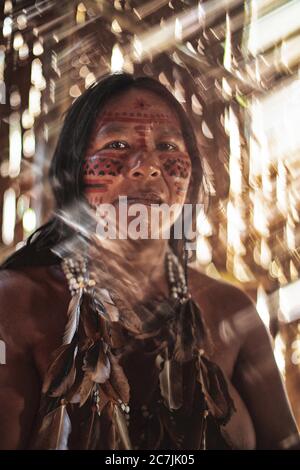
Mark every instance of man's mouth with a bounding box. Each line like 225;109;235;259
114;194;164;206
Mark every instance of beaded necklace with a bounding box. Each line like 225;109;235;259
32;245;235;450
61;248;187;300
60;247;189;442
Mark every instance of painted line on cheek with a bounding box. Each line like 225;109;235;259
84;188;108;193
83;178;114;184
85;188;107;194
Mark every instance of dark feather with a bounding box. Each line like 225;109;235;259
80;406;102;450
105;349;130;404
188;297;206;348
30;403;71;450
65;357;85;404
63;290;82;344
82;341;111;383
159;405;184;449
102;401;117;449
146;412;165;449
97;384;111;414
42;336;78;397
158;351;183;410
81;293;102;341
79;373;95;407
197;354;236;425
110;293;144;335
95;287;120;322
173;298;205;363
113;403;132;449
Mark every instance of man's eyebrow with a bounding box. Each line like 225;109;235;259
95;122;129;136
156;127;184;138
94;123;184;138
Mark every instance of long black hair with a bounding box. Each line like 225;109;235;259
1;73;203;269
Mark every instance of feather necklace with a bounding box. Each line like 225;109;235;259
30;247;236;450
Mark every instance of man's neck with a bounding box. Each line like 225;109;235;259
100;238;169;282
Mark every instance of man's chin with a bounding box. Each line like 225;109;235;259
95;221;173;241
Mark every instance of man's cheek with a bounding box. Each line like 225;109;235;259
159;154;191;180
84;182;114;207
82;156;125;207
158;154;190;199
82;155;125;177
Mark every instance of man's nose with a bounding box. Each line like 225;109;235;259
127;152;162;180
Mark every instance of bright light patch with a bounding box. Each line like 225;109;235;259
23;208;37;234
2;188;16;245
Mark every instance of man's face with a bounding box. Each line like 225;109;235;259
82;88;192;235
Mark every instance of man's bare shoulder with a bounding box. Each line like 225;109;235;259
0;265;67;303
0;265;69;348
187;265;258;346
188;265;253;314
187;265;265;375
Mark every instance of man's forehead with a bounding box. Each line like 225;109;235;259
100;89;179;118
95;120;183;136
98;111;177;126
92;89;182;135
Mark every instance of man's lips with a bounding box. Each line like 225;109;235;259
114;194;164;205
127;198;162;206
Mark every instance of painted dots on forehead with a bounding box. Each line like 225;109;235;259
95;88;182;128
100;111;173;124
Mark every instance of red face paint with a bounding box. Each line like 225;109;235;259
82;155;124;178
98;111;173;127
82;89;193;210
133;125;148;149
133;98;152;110
82;154;125;207
159;155;191;179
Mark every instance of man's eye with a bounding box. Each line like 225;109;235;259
103;141;129;150
156;142;178;151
